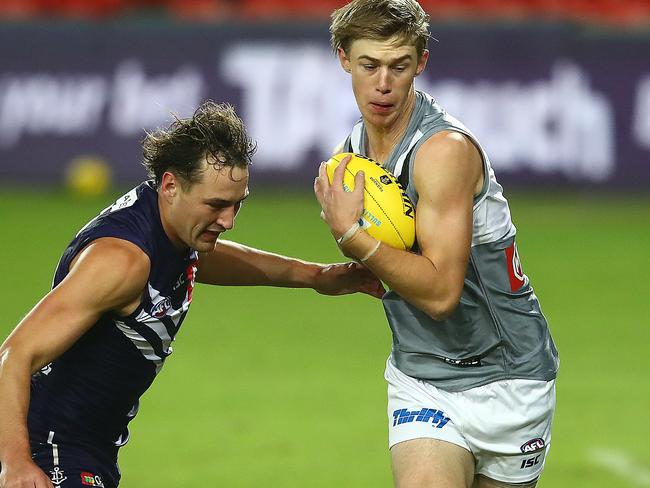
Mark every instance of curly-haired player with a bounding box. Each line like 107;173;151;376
0;101;384;488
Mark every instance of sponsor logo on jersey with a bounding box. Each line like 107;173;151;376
443;356;482;367
172;274;186;291
151;297;172;318
50;467;67;485
520;437;545;453
392;408;450;429
505;242;526;291
81;472;105;487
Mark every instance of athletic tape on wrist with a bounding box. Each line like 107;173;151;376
336;222;361;246
360;240;381;262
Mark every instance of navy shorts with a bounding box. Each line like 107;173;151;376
31;439;120;488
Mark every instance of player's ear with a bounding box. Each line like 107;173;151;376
415;49;429;76
160;171;179;202
338;47;351;73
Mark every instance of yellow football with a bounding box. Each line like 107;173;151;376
325;152;415;251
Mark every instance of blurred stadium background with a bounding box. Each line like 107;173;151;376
1;0;649;486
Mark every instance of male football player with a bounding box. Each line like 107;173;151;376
314;1;558;486
0;101;384;488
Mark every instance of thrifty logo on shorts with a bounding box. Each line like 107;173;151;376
392;408;450;428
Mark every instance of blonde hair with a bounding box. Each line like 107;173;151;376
330;0;430;58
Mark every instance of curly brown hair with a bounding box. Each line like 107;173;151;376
142;101;256;189
330;0;430;58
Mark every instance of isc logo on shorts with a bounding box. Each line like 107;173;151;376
520;454;542;469
392;408;450;428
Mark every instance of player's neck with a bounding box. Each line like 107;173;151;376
157;192;187;251
365;88;416;165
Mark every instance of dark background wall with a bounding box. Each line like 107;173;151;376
1;2;649;190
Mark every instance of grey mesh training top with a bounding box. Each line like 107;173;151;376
343;91;559;391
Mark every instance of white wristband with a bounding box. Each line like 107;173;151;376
359;240;381;262
336;222;361;246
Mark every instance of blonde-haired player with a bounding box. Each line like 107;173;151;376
315;1;558;486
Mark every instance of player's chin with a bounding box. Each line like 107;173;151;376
195;231;221;251
365;109;396;127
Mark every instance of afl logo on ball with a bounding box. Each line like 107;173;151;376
520;438;545;453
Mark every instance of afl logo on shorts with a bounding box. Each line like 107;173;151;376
151;297;172;318
520;438;545;453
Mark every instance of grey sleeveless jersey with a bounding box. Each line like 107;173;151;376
343;91;558;391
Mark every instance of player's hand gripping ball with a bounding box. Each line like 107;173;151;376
325;153;415;250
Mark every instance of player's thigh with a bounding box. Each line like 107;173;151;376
464;379;555;484
472;474;537;488
391;438;475;488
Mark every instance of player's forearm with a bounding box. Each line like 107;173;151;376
0;347;34;465
197;240;322;288
341;231;461;320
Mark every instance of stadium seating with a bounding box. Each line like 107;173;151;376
0;0;648;26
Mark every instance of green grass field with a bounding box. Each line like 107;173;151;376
1;187;649;487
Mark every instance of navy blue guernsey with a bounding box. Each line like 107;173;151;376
28;181;198;457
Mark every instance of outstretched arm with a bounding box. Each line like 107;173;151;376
196;240;385;298
315;131;483;320
0;238;149;488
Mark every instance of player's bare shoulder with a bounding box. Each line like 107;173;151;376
413;131;484;197
67;237;151;315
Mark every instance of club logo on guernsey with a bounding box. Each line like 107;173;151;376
50;467;67;485
393;408;451;428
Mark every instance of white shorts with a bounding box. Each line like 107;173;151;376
385;358;556;484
